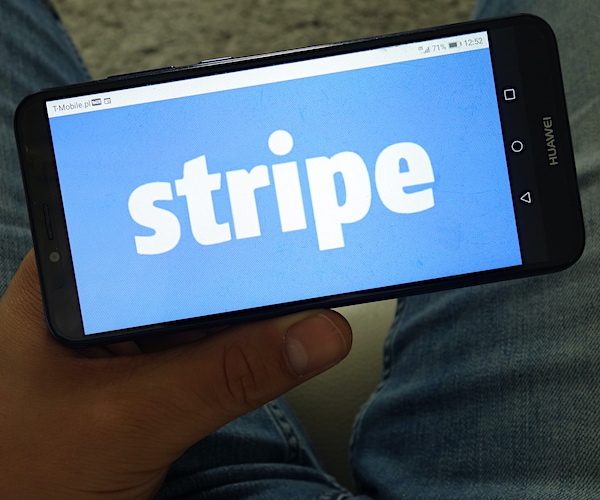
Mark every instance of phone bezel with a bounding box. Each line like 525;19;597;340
15;14;584;346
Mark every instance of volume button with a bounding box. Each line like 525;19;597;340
198;56;233;64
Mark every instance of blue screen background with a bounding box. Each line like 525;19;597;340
49;48;522;335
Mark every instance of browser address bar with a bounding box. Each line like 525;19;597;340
46;31;489;119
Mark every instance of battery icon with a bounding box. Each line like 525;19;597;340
449;42;458;48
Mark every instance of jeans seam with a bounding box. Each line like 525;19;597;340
348;299;406;477
265;400;303;465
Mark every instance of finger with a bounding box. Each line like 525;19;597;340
0;250;45;330
0;250;62;358
114;309;352;452
0;251;113;359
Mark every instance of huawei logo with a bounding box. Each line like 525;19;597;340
543;116;558;166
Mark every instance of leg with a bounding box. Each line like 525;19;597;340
351;1;600;498
0;3;348;498
157;398;351;499
0;0;89;293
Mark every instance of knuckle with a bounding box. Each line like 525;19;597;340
218;342;275;412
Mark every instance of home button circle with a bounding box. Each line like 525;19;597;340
511;140;524;153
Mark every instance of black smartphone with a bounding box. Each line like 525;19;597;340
15;14;584;346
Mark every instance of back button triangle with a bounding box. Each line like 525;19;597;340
520;191;532;204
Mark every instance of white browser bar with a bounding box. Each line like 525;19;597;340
47;31;489;118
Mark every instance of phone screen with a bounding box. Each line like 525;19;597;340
18;16;582;343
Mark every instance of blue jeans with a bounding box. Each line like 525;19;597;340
1;1;599;498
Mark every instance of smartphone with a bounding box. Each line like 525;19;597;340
15;14;584;346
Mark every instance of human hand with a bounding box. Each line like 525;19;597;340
0;251;352;499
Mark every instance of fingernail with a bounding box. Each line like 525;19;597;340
285;313;348;376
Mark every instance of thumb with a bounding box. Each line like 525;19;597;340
121;309;352;453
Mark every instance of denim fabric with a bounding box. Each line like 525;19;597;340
1;1;598;499
352;1;600;498
158;398;352;499
0;0;89;295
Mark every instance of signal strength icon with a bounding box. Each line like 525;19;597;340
424;47;431;54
